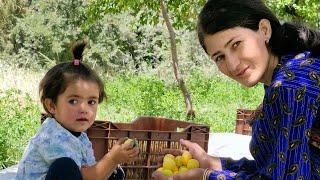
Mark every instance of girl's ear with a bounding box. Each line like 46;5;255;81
44;98;56;115
258;19;272;43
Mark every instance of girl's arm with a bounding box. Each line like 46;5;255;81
81;138;139;180
81;152;118;180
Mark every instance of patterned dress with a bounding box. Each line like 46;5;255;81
15;118;96;180
208;51;320;179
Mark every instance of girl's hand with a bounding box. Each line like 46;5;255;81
108;137;140;164
152;168;205;180
180;139;221;170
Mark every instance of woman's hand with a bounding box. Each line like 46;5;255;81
108;137;140;164
180;139;221;170
152;168;205;180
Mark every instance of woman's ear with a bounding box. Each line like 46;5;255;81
44;98;56;115
258;19;272;43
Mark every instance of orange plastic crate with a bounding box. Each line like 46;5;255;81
86;116;210;180
235;109;257;135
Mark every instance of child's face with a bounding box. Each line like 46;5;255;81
51;79;100;132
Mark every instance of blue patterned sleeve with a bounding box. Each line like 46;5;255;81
251;85;317;179
203;157;257;179
221;157;258;173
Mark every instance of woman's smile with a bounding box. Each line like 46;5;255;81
235;66;250;77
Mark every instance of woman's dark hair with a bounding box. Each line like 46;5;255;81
39;39;106;115
198;0;320;56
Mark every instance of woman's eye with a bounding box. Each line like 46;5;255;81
68;99;77;104
232;41;241;48
215;55;225;63
88;100;97;105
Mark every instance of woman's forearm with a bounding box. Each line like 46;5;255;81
206;155;222;170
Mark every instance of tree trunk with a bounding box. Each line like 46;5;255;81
159;0;195;119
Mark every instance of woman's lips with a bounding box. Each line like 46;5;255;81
236;66;249;77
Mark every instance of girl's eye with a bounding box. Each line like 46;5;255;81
68;99;78;104
232;41;241;48
88;100;97;105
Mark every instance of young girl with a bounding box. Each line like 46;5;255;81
16;40;139;180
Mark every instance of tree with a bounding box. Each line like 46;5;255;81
0;0;26;52
265;0;320;28
86;0;319;119
87;0;206;119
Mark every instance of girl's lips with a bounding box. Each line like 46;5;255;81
76;118;88;122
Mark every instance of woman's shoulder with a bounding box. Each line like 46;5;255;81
279;51;320;71
270;51;320;95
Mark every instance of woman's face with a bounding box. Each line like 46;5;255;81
204;25;272;87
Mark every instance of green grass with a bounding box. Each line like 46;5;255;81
0;71;264;169
98;72;264;132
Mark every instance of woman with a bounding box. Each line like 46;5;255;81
152;0;320;179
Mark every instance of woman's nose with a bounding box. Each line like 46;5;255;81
225;55;241;76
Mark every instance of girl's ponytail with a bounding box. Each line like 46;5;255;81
71;39;88;61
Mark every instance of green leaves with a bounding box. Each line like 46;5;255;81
266;0;320;28
0;89;40;169
86;0;206;30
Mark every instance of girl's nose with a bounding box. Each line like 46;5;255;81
79;102;88;114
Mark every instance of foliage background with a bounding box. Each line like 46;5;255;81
0;0;318;169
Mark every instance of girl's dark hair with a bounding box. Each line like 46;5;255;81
39;39;106;115
198;0;320;56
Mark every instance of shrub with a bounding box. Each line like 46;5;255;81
0;89;40;169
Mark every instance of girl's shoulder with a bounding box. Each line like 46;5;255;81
32;118;76;145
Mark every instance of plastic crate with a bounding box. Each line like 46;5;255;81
86;116;210;180
236;109;320;151
235;109;257;135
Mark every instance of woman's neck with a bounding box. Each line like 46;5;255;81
260;52;279;86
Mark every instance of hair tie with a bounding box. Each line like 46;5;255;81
73;59;80;66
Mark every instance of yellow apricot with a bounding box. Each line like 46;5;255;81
163;158;176;171
123;138;138;147
123;138;133;146
163;154;175;162
187;159;200;169
182;151;192;166
175;155;183;167
156;167;164;172
161;169;173;176
172;165;178;172
179;166;188;174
